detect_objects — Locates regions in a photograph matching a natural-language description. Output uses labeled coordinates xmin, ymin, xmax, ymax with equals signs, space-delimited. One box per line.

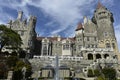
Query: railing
xmin=33 ymin=55 xmax=83 ymax=61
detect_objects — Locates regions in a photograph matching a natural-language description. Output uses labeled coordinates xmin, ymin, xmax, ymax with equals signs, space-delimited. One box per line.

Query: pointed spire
xmin=97 ymin=0 xmax=104 ymax=9
xmin=75 ymin=22 xmax=84 ymax=31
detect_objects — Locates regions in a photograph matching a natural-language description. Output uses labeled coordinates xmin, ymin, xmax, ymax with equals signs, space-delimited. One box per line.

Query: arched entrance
xmin=96 ymin=54 xmax=101 ymax=59
xmin=104 ymin=54 xmax=109 ymax=59
xmin=88 ymin=53 xmax=93 ymax=60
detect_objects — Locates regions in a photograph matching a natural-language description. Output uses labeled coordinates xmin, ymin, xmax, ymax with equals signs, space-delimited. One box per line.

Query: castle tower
xmin=92 ymin=2 xmax=119 ymax=55
xmin=26 ymin=16 xmax=37 ymax=53
xmin=17 ymin=11 xmax=23 ymax=20
xmin=75 ymin=23 xmax=84 ymax=55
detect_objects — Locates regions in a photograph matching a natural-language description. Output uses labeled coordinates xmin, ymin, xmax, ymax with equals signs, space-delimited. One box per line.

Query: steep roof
xmin=97 ymin=1 xmax=104 ymax=9
xmin=75 ymin=23 xmax=84 ymax=31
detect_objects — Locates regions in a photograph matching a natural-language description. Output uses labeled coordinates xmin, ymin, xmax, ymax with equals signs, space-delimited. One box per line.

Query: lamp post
xmin=55 ymin=55 xmax=59 ymax=80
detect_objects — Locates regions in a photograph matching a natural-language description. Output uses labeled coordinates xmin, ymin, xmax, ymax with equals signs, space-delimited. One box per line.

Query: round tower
xmin=92 ymin=2 xmax=119 ymax=54
xmin=92 ymin=2 xmax=115 ymax=40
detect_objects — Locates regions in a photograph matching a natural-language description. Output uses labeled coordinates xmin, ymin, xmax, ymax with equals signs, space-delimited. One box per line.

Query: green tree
xmin=13 ymin=60 xmax=32 ymax=80
xmin=6 ymin=56 xmax=18 ymax=69
xmin=0 ymin=62 xmax=8 ymax=79
xmin=94 ymin=69 xmax=101 ymax=77
xmin=0 ymin=25 xmax=22 ymax=53
xmin=102 ymin=68 xmax=116 ymax=80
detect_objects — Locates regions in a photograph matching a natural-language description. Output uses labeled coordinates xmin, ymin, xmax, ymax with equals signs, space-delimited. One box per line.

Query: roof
xmin=97 ymin=1 xmax=104 ymax=9
xmin=75 ymin=23 xmax=84 ymax=31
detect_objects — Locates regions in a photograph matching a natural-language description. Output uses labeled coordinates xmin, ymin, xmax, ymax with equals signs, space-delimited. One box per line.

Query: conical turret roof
xmin=97 ymin=1 xmax=104 ymax=9
xmin=75 ymin=23 xmax=84 ymax=31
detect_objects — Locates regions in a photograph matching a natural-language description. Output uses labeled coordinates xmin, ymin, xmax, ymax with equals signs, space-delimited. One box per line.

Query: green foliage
xmin=0 ymin=24 xmax=22 ymax=52
xmin=6 ymin=56 xmax=18 ymax=69
xmin=13 ymin=60 xmax=32 ymax=80
xmin=87 ymin=69 xmax=95 ymax=77
xmin=94 ymin=69 xmax=101 ymax=77
xmin=0 ymin=62 xmax=8 ymax=79
xmin=96 ymin=76 xmax=106 ymax=80
xmin=102 ymin=67 xmax=116 ymax=80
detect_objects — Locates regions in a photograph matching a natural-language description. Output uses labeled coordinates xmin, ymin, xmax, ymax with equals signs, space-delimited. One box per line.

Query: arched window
xmin=88 ymin=53 xmax=93 ymax=60
xmin=104 ymin=54 xmax=109 ymax=59
xmin=112 ymin=43 xmax=115 ymax=49
xmin=96 ymin=54 xmax=101 ymax=59
xmin=43 ymin=46 xmax=47 ymax=55
xmin=106 ymin=43 xmax=110 ymax=48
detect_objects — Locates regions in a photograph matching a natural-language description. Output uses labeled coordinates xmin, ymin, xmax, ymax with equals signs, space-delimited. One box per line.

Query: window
xmin=21 ymin=31 xmax=24 ymax=36
xmin=87 ymin=37 xmax=89 ymax=41
xmin=95 ymin=45 xmax=97 ymax=48
xmin=112 ymin=43 xmax=115 ymax=49
xmin=106 ymin=43 xmax=110 ymax=48
xmin=92 ymin=45 xmax=94 ymax=48
xmin=28 ymin=40 xmax=32 ymax=46
xmin=94 ymin=37 xmax=97 ymax=41
xmin=63 ymin=44 xmax=70 ymax=50
xmin=66 ymin=45 xmax=69 ymax=50
xmin=87 ymin=45 xmax=90 ymax=48
xmin=78 ymin=45 xmax=82 ymax=50
xmin=43 ymin=46 xmax=47 ymax=55
xmin=63 ymin=45 xmax=66 ymax=50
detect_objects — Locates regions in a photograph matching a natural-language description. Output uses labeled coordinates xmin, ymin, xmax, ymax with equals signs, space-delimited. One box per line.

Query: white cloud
xmin=27 ymin=0 xmax=115 ymax=35
xmin=0 ymin=0 xmax=115 ymax=32
xmin=0 ymin=0 xmax=119 ymax=50
xmin=0 ymin=10 xmax=15 ymax=24
xmin=34 ymin=0 xmax=95 ymax=34
xmin=115 ymin=24 xmax=120 ymax=51
xmin=0 ymin=0 xmax=30 ymax=23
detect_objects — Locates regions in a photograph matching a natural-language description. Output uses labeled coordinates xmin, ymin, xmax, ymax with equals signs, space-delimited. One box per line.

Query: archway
xmin=88 ymin=53 xmax=93 ymax=60
xmin=96 ymin=54 xmax=101 ymax=59
xmin=104 ymin=54 xmax=109 ymax=59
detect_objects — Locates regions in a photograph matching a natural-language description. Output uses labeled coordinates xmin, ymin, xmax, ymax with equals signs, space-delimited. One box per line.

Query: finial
xmin=97 ymin=0 xmax=103 ymax=9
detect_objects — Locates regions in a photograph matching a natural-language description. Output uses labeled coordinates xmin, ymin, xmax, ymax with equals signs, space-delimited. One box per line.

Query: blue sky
xmin=0 ymin=0 xmax=120 ymax=50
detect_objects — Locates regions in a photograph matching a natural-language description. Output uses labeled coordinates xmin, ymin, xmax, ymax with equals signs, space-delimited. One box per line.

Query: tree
xmin=0 ymin=62 xmax=8 ymax=79
xmin=0 ymin=25 xmax=22 ymax=53
xmin=6 ymin=56 xmax=18 ymax=69
xmin=102 ymin=67 xmax=116 ymax=80
xmin=94 ymin=69 xmax=101 ymax=77
xmin=13 ymin=60 xmax=32 ymax=80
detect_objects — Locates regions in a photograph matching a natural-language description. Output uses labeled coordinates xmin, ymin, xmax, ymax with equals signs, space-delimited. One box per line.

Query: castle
xmin=3 ymin=2 xmax=120 ymax=80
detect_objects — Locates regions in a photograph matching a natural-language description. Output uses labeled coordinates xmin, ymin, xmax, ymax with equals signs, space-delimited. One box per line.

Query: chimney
xmin=17 ymin=11 xmax=23 ymax=20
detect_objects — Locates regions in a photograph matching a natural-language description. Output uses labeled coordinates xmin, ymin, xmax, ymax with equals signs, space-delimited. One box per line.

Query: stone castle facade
xmin=2 ymin=11 xmax=37 ymax=53
xmin=4 ymin=2 xmax=120 ymax=80
xmin=34 ymin=2 xmax=119 ymax=59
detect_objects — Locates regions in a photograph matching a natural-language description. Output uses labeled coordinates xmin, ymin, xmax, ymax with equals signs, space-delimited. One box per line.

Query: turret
xmin=17 ymin=11 xmax=23 ymax=20
xmin=92 ymin=1 xmax=119 ymax=54
xmin=75 ymin=23 xmax=84 ymax=35
xmin=75 ymin=23 xmax=85 ymax=54
xmin=29 ymin=16 xmax=37 ymax=28
xmin=92 ymin=1 xmax=115 ymax=40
